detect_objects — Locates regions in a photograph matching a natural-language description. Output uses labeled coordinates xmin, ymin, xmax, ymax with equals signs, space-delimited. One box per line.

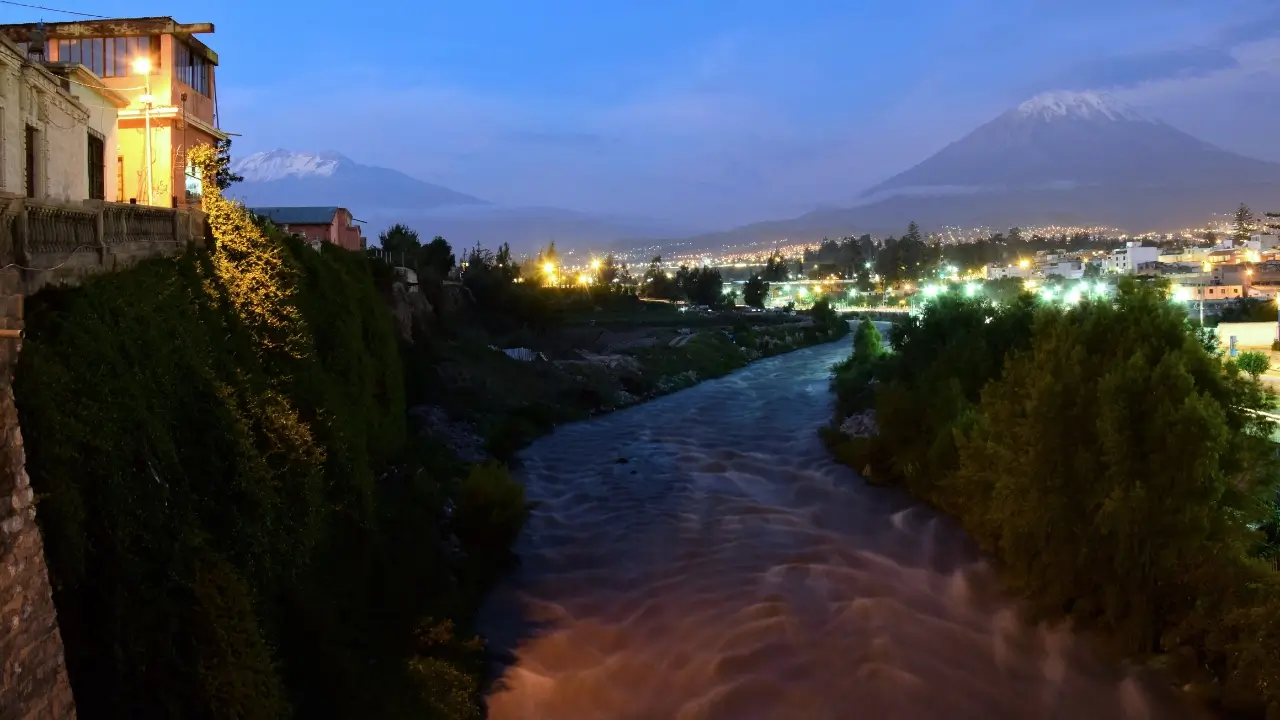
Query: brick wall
xmin=0 ymin=267 xmax=75 ymax=720
xmin=0 ymin=199 xmax=208 ymax=719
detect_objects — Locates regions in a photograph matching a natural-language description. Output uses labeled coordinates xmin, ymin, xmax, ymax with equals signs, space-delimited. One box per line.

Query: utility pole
xmin=134 ymin=57 xmax=154 ymax=206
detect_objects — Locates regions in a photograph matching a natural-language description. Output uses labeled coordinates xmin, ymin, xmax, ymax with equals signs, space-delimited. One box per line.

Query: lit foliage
xmin=828 ymin=280 xmax=1280 ymax=714
xmin=11 ymin=146 xmax=519 ymax=719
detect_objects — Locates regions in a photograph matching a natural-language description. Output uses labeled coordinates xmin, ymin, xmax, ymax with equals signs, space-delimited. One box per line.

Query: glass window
xmin=184 ymin=162 xmax=203 ymax=205
xmin=90 ymin=38 xmax=104 ymax=75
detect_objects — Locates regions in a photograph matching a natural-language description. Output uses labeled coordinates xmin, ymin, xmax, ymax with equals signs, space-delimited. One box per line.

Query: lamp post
xmin=133 ymin=57 xmax=153 ymax=206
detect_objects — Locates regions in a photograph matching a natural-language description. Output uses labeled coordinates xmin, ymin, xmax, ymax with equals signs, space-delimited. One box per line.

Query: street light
xmin=133 ymin=57 xmax=153 ymax=206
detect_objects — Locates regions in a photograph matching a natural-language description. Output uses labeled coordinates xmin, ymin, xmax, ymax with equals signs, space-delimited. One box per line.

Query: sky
xmin=6 ymin=0 xmax=1279 ymax=231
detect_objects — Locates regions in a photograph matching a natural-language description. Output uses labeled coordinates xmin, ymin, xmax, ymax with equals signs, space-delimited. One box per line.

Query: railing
xmin=25 ymin=203 xmax=96 ymax=255
xmin=0 ymin=195 xmax=206 ymax=270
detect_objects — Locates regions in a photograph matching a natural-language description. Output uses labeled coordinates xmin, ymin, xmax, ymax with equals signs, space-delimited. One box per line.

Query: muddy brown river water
xmin=478 ymin=339 xmax=1209 ymax=720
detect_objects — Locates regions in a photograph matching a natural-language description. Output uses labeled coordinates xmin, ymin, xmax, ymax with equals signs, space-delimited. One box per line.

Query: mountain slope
xmin=229 ymin=150 xmax=693 ymax=254
xmin=863 ymin=91 xmax=1280 ymax=200
xmin=662 ymin=91 xmax=1280 ymax=248
xmin=229 ymin=150 xmax=488 ymax=210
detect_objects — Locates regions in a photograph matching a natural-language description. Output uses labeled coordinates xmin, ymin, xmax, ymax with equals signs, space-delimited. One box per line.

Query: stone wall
xmin=0 ymin=267 xmax=74 ymax=720
xmin=0 ymin=200 xmax=206 ymax=719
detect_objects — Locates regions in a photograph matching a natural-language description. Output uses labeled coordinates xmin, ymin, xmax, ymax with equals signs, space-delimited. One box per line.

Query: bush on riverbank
xmin=827 ymin=280 xmax=1280 ymax=715
xmin=14 ymin=148 xmax=520 ymax=719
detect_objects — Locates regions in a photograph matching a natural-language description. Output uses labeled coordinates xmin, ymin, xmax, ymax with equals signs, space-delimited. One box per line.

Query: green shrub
xmin=1237 ymin=350 xmax=1271 ymax=379
xmin=451 ymin=462 xmax=530 ymax=557
xmin=852 ymin=317 xmax=884 ymax=363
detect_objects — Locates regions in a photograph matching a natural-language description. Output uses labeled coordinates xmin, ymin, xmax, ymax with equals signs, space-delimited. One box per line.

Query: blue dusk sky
xmin=6 ymin=0 xmax=1279 ymax=229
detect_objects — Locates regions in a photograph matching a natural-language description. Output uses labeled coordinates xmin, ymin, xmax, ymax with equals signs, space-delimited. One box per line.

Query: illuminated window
xmin=55 ymin=36 xmax=158 ymax=78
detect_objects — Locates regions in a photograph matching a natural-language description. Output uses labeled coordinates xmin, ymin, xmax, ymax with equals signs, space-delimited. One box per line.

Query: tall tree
xmin=422 ymin=235 xmax=455 ymax=276
xmin=1233 ymin=203 xmax=1257 ymax=244
xmin=1008 ymin=226 xmax=1024 ymax=244
xmin=642 ymin=256 xmax=680 ymax=300
xmin=905 ymin=221 xmax=923 ymax=244
xmin=762 ymin=252 xmax=789 ymax=282
xmin=598 ymin=254 xmax=629 ymax=286
xmin=378 ymin=224 xmax=421 ymax=265
xmin=213 ymin=138 xmax=244 ymax=191
xmin=743 ymin=275 xmax=769 ymax=309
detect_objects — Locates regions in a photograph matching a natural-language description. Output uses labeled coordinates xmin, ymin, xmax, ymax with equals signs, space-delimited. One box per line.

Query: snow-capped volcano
xmin=1014 ymin=90 xmax=1149 ymax=123
xmin=227 ymin=149 xmax=488 ymax=211
xmin=861 ymin=88 xmax=1280 ymax=199
xmin=232 ymin=150 xmax=347 ymax=182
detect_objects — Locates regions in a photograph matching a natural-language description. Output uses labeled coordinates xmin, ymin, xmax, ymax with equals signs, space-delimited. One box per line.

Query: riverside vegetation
xmin=825 ymin=281 xmax=1280 ymax=716
xmin=12 ymin=146 xmax=848 ymax=719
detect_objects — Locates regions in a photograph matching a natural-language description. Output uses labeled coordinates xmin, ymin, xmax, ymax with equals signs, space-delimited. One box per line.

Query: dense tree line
xmin=828 ymin=281 xmax=1280 ymax=715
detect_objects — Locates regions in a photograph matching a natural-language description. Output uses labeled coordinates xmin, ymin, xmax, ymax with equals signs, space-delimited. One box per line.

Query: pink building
xmin=251 ymin=206 xmax=366 ymax=251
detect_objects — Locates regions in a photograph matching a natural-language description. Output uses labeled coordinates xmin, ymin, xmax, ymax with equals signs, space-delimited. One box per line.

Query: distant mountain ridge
xmin=229 ymin=150 xmax=693 ymax=254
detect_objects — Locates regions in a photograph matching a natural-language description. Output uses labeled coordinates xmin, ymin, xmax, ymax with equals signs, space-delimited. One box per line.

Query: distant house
xmin=250 ymin=206 xmax=365 ymax=251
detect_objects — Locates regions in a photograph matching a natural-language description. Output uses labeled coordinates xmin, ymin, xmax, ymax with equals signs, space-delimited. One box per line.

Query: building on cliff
xmin=0 ymin=16 xmax=226 ymax=210
xmin=250 ymin=206 xmax=368 ymax=251
xmin=0 ymin=34 xmax=129 ymax=203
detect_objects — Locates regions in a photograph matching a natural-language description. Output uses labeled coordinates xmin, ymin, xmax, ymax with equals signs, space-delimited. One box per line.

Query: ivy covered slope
xmin=14 ymin=147 xmax=522 ymax=719
xmin=826 ymin=283 xmax=1280 ymax=716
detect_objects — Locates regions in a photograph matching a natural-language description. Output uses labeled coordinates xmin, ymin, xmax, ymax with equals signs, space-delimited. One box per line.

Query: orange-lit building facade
xmin=0 ymin=17 xmax=225 ymax=209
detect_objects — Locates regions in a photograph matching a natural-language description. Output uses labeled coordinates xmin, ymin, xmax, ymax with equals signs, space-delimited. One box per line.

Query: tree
xmin=213 ymin=138 xmax=244 ymax=191
xmin=852 ymin=317 xmax=885 ymax=362
xmin=743 ymin=275 xmax=769 ymax=309
xmin=809 ymin=297 xmax=839 ymax=331
xmin=641 ymin=256 xmax=680 ymax=300
xmin=905 ymin=221 xmax=923 ymax=244
xmin=598 ymin=254 xmax=625 ymax=286
xmin=379 ymin=224 xmax=421 ymax=265
xmin=676 ymin=265 xmax=724 ymax=306
xmin=1008 ymin=226 xmax=1024 ymax=244
xmin=422 ymin=236 xmax=455 ymax=276
xmin=1234 ymin=203 xmax=1257 ymax=245
xmin=762 ymin=252 xmax=789 ymax=282
xmin=1237 ymin=351 xmax=1271 ymax=380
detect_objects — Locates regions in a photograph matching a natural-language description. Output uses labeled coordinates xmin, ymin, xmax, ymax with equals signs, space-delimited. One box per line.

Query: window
xmin=184 ymin=161 xmax=203 ymax=205
xmin=87 ymin=131 xmax=105 ymax=200
xmin=175 ymin=40 xmax=210 ymax=96
xmin=56 ymin=36 xmax=158 ymax=78
xmin=25 ymin=125 xmax=40 ymax=198
xmin=116 ymin=155 xmax=124 ymax=202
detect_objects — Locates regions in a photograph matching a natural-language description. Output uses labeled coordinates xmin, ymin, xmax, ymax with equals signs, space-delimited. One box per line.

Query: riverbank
xmin=409 ymin=302 xmax=850 ymax=465
xmin=11 ymin=150 xmax=850 ymax=719
xmin=824 ymin=289 xmax=1280 ymax=717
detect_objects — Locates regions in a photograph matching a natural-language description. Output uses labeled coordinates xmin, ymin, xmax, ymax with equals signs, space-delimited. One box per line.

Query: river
xmin=477 ymin=339 xmax=1208 ymax=720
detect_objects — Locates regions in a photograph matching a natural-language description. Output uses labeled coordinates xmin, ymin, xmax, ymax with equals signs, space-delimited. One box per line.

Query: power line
xmin=0 ymin=0 xmax=108 ymax=18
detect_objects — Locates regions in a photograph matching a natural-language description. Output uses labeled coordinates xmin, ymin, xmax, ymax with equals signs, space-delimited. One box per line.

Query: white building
xmin=1042 ymin=259 xmax=1085 ymax=280
xmin=1246 ymin=234 xmax=1279 ymax=252
xmin=0 ymin=35 xmax=125 ymax=202
xmin=984 ymin=263 xmax=1030 ymax=280
xmin=1107 ymin=242 xmax=1160 ymax=274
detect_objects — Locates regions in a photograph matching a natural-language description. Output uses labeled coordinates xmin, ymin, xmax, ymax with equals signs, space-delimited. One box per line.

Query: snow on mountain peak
xmin=231 ymin=149 xmax=353 ymax=182
xmin=1015 ymin=91 xmax=1148 ymax=123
